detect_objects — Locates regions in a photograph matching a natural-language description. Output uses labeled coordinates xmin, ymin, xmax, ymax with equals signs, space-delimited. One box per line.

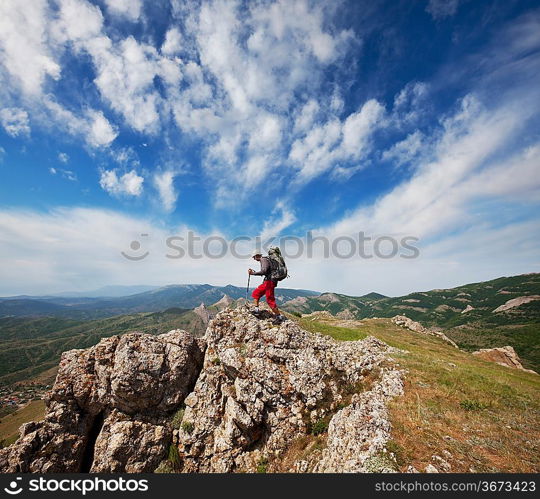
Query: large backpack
xmin=268 ymin=247 xmax=288 ymax=282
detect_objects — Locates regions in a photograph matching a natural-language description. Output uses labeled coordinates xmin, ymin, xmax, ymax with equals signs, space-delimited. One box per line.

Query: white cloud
xmin=99 ymin=169 xmax=144 ymax=196
xmin=260 ymin=201 xmax=296 ymax=240
xmin=289 ymin=99 xmax=385 ymax=183
xmin=161 ymin=27 xmax=183 ymax=55
xmin=53 ymin=0 xmax=104 ymax=43
xmin=88 ymin=110 xmax=118 ymax=147
xmin=0 ymin=107 xmax=30 ymax=137
xmin=382 ymin=130 xmax=425 ymax=167
xmin=58 ymin=152 xmax=69 ymax=163
xmin=103 ymin=0 xmax=142 ymax=22
xmin=328 ymin=93 xmax=536 ymax=242
xmin=49 ymin=166 xmax=77 ymax=181
xmin=0 ymin=206 xmax=538 ymax=297
xmin=426 ymin=0 xmax=460 ymax=20
xmin=167 ymin=0 xmax=356 ymax=200
xmin=153 ymin=171 xmax=178 ymax=212
xmin=0 ymin=0 xmax=60 ymax=95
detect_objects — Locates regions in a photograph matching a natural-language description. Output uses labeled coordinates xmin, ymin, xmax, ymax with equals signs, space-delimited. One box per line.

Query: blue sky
xmin=0 ymin=0 xmax=539 ymax=296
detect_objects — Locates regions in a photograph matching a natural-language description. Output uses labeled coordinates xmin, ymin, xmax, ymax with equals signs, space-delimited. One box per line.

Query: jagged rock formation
xmin=175 ymin=307 xmax=404 ymax=472
xmin=391 ymin=315 xmax=459 ymax=349
xmin=0 ymin=331 xmax=204 ymax=472
xmin=1 ymin=307 xmax=404 ymax=473
xmin=213 ymin=294 xmax=234 ymax=310
xmin=492 ymin=296 xmax=540 ymax=313
xmin=194 ymin=302 xmax=211 ymax=325
xmin=472 ymin=346 xmax=538 ymax=374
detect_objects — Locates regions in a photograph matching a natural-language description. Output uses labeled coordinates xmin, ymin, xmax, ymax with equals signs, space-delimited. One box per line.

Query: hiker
xmin=248 ymin=251 xmax=286 ymax=324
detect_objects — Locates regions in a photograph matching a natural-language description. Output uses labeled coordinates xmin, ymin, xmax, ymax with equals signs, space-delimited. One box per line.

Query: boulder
xmin=0 ymin=330 xmax=204 ymax=473
xmin=472 ymin=346 xmax=537 ymax=374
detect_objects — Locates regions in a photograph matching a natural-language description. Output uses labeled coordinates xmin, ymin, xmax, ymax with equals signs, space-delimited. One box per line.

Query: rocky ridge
xmin=391 ymin=315 xmax=459 ymax=349
xmin=0 ymin=307 xmax=404 ymax=473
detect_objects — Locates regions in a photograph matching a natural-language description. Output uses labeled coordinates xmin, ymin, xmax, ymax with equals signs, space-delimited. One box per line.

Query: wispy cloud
xmin=0 ymin=107 xmax=30 ymax=137
xmin=153 ymin=170 xmax=178 ymax=212
xmin=426 ymin=0 xmax=461 ymax=21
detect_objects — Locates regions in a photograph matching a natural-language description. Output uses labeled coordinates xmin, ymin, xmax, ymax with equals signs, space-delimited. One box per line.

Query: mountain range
xmin=0 ymin=284 xmax=319 ymax=319
xmin=283 ymin=273 xmax=540 ymax=371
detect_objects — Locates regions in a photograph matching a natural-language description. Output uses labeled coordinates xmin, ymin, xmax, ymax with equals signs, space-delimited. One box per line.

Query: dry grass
xmin=0 ymin=400 xmax=46 ymax=446
xmin=297 ymin=316 xmax=540 ymax=473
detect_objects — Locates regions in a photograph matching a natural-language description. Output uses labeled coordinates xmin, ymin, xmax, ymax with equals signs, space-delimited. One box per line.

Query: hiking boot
xmin=272 ymin=315 xmax=286 ymax=325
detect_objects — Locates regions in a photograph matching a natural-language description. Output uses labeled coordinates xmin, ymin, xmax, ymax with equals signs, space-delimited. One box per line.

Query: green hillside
xmin=0 ymin=308 xmax=206 ymax=385
xmin=284 ymin=274 xmax=540 ymax=371
xmin=297 ymin=315 xmax=540 ymax=472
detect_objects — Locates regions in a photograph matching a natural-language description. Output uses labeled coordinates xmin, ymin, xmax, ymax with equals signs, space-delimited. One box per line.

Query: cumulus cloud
xmin=88 ymin=110 xmax=118 ymax=147
xmin=0 ymin=0 xmax=60 ymax=95
xmin=103 ymin=0 xmax=143 ymax=22
xmin=58 ymin=152 xmax=69 ymax=163
xmin=99 ymin=169 xmax=144 ymax=196
xmin=43 ymin=99 xmax=117 ymax=148
xmin=289 ymin=99 xmax=386 ymax=183
xmin=382 ymin=130 xmax=426 ymax=167
xmin=153 ymin=171 xmax=178 ymax=212
xmin=0 ymin=107 xmax=30 ymax=137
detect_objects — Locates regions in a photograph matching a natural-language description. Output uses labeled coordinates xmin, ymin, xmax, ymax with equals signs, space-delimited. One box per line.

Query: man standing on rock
xmin=249 ymin=252 xmax=286 ymax=325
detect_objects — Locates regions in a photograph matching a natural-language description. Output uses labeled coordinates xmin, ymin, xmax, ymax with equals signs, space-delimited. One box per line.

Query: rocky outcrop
xmin=0 ymin=331 xmax=205 ymax=472
xmin=174 ymin=307 xmax=404 ymax=472
xmin=461 ymin=305 xmax=474 ymax=314
xmin=194 ymin=303 xmax=211 ymax=325
xmin=472 ymin=346 xmax=537 ymax=375
xmin=1 ymin=307 xmax=405 ymax=474
xmin=213 ymin=294 xmax=234 ymax=310
xmin=392 ymin=315 xmax=459 ymax=349
xmin=493 ymin=296 xmax=540 ymax=313
xmin=301 ymin=310 xmax=335 ymax=321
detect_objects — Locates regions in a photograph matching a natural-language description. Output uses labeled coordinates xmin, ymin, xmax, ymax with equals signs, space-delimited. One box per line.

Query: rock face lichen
xmin=0 ymin=306 xmax=404 ymax=473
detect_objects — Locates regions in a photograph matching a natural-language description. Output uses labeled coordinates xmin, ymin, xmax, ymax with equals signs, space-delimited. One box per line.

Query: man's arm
xmin=251 ymin=257 xmax=270 ymax=276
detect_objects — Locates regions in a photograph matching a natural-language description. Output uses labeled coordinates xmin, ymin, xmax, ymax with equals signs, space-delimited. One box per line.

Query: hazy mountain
xmin=0 ymin=284 xmax=319 ymax=320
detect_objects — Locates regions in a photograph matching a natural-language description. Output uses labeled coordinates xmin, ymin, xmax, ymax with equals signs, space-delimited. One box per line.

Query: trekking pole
xmin=246 ymin=273 xmax=251 ymax=302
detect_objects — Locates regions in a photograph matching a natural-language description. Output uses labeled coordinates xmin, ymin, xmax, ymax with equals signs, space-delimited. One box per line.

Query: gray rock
xmin=0 ymin=330 xmax=204 ymax=473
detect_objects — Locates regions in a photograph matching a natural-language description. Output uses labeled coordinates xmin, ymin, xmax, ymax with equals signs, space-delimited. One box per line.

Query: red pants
xmin=252 ymin=280 xmax=277 ymax=309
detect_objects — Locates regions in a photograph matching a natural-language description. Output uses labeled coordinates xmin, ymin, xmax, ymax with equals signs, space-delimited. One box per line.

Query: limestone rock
xmin=213 ymin=294 xmax=234 ymax=310
xmin=472 ymin=346 xmax=537 ymax=374
xmin=461 ymin=305 xmax=474 ymax=314
xmin=0 ymin=330 xmax=204 ymax=473
xmin=493 ymin=295 xmax=540 ymax=313
xmin=194 ymin=303 xmax=211 ymax=324
xmin=176 ymin=306 xmax=404 ymax=473
xmin=392 ymin=315 xmax=459 ymax=349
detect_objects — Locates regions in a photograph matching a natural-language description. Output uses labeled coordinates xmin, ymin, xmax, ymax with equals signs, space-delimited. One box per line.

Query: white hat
xmin=252 ymin=251 xmax=263 ymax=257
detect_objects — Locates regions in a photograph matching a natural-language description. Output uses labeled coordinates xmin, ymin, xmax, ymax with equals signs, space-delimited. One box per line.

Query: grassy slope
xmin=0 ymin=400 xmax=46 ymax=447
xmin=286 ymin=274 xmax=540 ymax=372
xmin=297 ymin=316 xmax=540 ymax=472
